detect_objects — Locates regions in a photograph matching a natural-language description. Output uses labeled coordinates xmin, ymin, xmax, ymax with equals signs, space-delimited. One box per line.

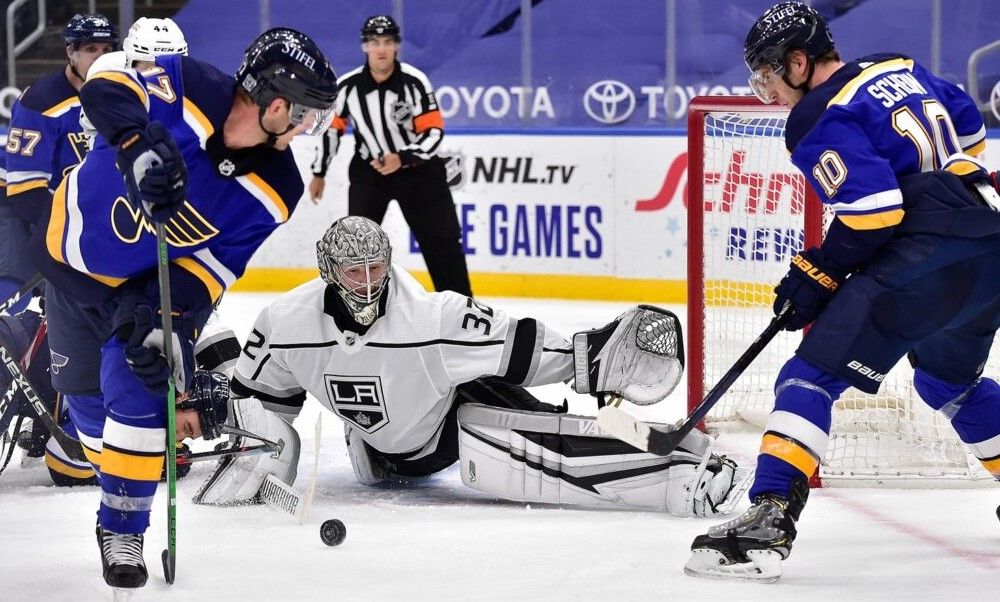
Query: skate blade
xmin=683 ymin=549 xmax=782 ymax=583
xmin=112 ymin=587 xmax=137 ymax=602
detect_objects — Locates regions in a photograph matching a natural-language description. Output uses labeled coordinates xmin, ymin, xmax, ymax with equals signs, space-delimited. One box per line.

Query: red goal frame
xmin=686 ymin=96 xmax=824 ymax=417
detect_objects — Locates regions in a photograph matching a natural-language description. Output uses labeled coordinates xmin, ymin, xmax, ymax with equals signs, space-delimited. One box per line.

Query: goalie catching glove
xmin=573 ymin=305 xmax=683 ymax=405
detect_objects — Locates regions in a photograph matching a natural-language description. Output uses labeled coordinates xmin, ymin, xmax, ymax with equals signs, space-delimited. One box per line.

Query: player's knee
xmin=773 ymin=357 xmax=850 ymax=413
xmin=913 ymin=368 xmax=978 ymax=412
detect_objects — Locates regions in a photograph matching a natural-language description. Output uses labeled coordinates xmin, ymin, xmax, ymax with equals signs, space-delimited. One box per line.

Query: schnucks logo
xmin=583 ymin=79 xmax=635 ymax=124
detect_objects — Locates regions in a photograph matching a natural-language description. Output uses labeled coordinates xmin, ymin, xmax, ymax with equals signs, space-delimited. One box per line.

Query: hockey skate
xmin=684 ymin=479 xmax=808 ymax=583
xmin=96 ymin=524 xmax=148 ymax=589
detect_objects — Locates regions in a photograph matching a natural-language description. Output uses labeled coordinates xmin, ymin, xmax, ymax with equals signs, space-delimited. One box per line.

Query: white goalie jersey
xmin=231 ymin=266 xmax=574 ymax=454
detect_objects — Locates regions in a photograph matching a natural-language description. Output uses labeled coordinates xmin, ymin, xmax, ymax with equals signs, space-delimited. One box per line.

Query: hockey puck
xmin=320 ymin=519 xmax=347 ymax=546
xmin=996 ymin=504 xmax=1000 ymax=523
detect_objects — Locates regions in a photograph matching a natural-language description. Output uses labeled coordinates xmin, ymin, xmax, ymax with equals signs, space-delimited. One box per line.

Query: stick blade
xmin=596 ymin=406 xmax=651 ymax=452
xmin=161 ymin=549 xmax=175 ymax=584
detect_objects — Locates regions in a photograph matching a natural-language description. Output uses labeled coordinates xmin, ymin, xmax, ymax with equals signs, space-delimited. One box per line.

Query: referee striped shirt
xmin=312 ymin=60 xmax=445 ymax=176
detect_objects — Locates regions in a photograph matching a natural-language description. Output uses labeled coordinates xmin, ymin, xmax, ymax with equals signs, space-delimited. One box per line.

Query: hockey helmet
xmin=235 ymin=27 xmax=338 ymax=136
xmin=744 ymin=2 xmax=835 ymax=74
xmin=317 ymin=216 xmax=392 ymax=326
xmin=123 ymin=17 xmax=189 ymax=64
xmin=64 ymin=13 xmax=119 ymax=48
xmin=178 ymin=371 xmax=230 ymax=441
xmin=361 ymin=15 xmax=401 ymax=42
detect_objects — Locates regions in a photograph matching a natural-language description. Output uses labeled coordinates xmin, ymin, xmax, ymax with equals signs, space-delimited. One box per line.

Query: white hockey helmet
xmin=123 ymin=17 xmax=188 ymax=64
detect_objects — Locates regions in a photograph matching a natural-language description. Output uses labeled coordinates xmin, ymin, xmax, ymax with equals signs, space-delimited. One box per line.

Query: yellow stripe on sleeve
xmin=836 ymin=209 xmax=904 ymax=231
xmin=99 ymin=447 xmax=164 ymax=481
xmin=41 ymin=96 xmax=80 ymax=117
xmin=965 ymin=140 xmax=986 ymax=158
xmin=90 ymin=71 xmax=149 ymax=105
xmin=245 ymin=172 xmax=289 ymax=222
xmin=7 ymin=179 xmax=48 ymax=195
xmin=46 ymin=181 xmax=69 ymax=263
xmin=182 ymin=97 xmax=215 ymax=138
xmin=174 ymin=256 xmax=224 ymax=302
xmin=760 ymin=433 xmax=819 ymax=477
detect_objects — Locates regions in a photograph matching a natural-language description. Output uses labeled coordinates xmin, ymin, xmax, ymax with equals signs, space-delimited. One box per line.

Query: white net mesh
xmin=690 ymin=100 xmax=994 ymax=486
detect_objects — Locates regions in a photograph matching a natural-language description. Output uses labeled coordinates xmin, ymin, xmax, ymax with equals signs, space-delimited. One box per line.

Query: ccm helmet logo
xmin=583 ymin=79 xmax=635 ymax=125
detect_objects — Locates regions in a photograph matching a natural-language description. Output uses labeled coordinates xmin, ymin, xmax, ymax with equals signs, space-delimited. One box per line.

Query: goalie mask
xmin=317 ymin=216 xmax=392 ymax=326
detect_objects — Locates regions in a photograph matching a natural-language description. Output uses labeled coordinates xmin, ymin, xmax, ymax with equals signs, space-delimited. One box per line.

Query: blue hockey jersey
xmin=786 ymin=53 xmax=986 ymax=232
xmin=4 ymin=71 xmax=92 ymax=217
xmin=40 ymin=54 xmax=304 ymax=311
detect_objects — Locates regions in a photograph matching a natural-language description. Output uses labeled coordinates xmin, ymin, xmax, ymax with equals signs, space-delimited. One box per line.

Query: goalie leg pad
xmin=344 ymin=423 xmax=389 ymax=485
xmin=457 ymin=404 xmax=745 ymax=516
xmin=193 ymin=398 xmax=300 ymax=506
xmin=572 ymin=305 xmax=684 ymax=405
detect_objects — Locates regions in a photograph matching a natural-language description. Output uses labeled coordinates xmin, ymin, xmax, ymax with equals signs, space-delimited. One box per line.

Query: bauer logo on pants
xmin=324 ymin=375 xmax=389 ymax=433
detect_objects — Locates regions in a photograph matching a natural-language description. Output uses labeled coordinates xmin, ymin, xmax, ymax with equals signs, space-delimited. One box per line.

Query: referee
xmin=310 ymin=14 xmax=472 ymax=297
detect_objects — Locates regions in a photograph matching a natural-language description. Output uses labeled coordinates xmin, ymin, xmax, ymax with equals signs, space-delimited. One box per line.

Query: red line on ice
xmin=823 ymin=490 xmax=1000 ymax=572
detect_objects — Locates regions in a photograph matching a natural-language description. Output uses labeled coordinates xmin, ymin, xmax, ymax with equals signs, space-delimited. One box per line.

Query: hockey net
xmin=687 ymin=96 xmax=994 ymax=486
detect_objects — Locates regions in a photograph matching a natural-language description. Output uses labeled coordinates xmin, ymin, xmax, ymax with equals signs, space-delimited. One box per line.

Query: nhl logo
xmin=439 ymin=152 xmax=465 ymax=190
xmin=390 ymin=101 xmax=413 ymax=123
xmin=217 ymin=159 xmax=236 ymax=177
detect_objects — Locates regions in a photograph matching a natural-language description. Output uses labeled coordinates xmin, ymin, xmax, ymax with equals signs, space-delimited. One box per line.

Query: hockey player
xmin=194 ymin=216 xmax=748 ymax=518
xmin=3 ymin=15 xmax=198 ymax=485
xmin=35 ymin=28 xmax=337 ymax=589
xmin=2 ymin=13 xmax=118 ymax=469
xmin=685 ymin=2 xmax=1000 ymax=582
xmin=4 ymin=14 xmax=117 ymax=296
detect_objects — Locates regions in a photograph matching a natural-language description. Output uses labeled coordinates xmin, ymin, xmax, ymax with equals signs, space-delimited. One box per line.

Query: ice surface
xmin=1 ymin=294 xmax=998 ymax=601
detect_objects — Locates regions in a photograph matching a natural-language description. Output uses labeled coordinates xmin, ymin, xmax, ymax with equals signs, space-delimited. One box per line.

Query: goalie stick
xmin=598 ymin=305 xmax=791 ymax=455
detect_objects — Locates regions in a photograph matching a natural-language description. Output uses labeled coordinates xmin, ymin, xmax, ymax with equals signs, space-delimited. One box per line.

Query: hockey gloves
xmin=116 ymin=122 xmax=188 ymax=223
xmin=119 ymin=305 xmax=195 ymax=395
xmin=773 ymin=247 xmax=846 ymax=331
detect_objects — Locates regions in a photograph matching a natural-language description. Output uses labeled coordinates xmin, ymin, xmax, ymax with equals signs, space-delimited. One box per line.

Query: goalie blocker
xmin=458 ymin=404 xmax=749 ymax=516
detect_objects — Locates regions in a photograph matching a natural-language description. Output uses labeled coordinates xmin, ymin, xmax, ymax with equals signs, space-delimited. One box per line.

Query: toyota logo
xmin=583 ymin=79 xmax=636 ymax=124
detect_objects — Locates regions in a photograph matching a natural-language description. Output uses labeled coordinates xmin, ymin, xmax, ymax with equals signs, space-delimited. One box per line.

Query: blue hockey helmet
xmin=178 ymin=371 xmax=230 ymax=440
xmin=235 ymin=28 xmax=338 ymax=136
xmin=64 ymin=13 xmax=119 ymax=48
xmin=744 ymin=2 xmax=835 ymax=75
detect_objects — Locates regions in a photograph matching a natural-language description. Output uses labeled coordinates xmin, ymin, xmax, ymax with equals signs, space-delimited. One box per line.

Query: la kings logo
xmin=324 ymin=374 xmax=389 ymax=433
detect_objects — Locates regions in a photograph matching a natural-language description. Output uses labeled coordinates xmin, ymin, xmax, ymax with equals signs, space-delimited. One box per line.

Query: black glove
xmin=773 ymin=247 xmax=846 ymax=331
xmin=161 ymin=442 xmax=193 ymax=481
xmin=116 ymin=122 xmax=188 ymax=223
xmin=118 ymin=305 xmax=195 ymax=395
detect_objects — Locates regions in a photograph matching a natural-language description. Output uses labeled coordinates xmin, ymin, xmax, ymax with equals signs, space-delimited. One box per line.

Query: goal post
xmin=685 ymin=95 xmax=993 ymax=487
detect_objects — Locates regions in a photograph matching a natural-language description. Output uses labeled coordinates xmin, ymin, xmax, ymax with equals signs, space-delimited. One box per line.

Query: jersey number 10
xmin=812 ymin=99 xmax=962 ymax=197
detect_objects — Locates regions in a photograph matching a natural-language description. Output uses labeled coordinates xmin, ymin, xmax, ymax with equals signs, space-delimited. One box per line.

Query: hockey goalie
xmin=195 ymin=216 xmax=750 ymax=517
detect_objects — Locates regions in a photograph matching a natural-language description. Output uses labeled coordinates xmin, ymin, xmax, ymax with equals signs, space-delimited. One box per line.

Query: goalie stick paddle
xmin=598 ymin=305 xmax=791 ymax=456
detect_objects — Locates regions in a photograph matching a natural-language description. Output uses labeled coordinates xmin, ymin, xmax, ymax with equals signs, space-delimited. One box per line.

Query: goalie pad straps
xmin=457 ymin=403 xmax=742 ymax=516
xmin=193 ymin=397 xmax=300 ymax=506
xmin=572 ymin=305 xmax=684 ymax=405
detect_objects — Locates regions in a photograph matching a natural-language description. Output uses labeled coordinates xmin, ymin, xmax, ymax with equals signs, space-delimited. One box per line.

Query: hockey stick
xmin=0 ymin=340 xmax=87 ymax=462
xmin=598 ymin=305 xmax=791 ymax=456
xmin=152 ymin=220 xmax=178 ymax=585
xmin=0 ymin=273 xmax=44 ymax=316
xmin=122 ymin=162 xmax=180 ymax=583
